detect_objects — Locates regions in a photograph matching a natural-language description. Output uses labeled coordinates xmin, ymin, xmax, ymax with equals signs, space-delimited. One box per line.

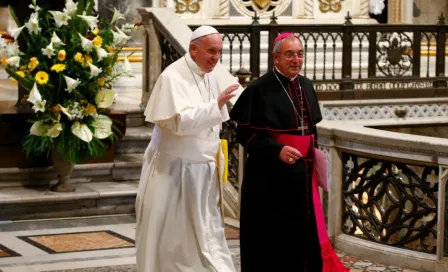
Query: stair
xmin=0 ymin=181 xmax=138 ymax=221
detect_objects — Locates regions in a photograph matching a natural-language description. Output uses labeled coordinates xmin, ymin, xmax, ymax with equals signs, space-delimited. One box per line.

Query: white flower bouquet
xmin=1 ymin=0 xmax=141 ymax=163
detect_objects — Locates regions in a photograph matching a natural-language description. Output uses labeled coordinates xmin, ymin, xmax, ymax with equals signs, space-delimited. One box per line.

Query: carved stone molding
xmin=229 ymin=0 xmax=291 ymax=18
xmin=319 ymin=0 xmax=343 ymax=13
xmin=360 ymin=0 xmax=369 ymax=17
xmin=323 ymin=103 xmax=448 ymax=121
xmin=304 ymin=0 xmax=313 ymax=16
xmin=175 ymin=0 xmax=202 ymax=14
xmin=219 ymin=0 xmax=229 ymax=17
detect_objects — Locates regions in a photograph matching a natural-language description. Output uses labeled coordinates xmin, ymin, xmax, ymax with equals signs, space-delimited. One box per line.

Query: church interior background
xmin=1 ymin=0 xmax=448 ymax=271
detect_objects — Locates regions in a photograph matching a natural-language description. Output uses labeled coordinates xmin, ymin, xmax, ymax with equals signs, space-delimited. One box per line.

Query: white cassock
xmin=135 ymin=52 xmax=236 ymax=272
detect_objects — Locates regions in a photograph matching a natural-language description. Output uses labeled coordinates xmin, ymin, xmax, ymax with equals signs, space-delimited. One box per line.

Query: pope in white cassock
xmin=135 ymin=25 xmax=240 ymax=272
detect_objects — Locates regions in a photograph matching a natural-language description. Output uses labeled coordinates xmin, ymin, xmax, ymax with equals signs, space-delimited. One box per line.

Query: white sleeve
xmin=157 ymin=100 xmax=228 ymax=136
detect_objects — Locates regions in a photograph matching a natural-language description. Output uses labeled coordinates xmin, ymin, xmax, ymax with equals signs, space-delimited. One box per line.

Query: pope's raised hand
xmin=218 ymin=84 xmax=239 ymax=109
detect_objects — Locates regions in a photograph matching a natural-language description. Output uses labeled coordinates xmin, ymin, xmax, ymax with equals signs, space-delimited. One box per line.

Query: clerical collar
xmin=274 ymin=66 xmax=298 ymax=82
xmin=185 ymin=53 xmax=206 ymax=77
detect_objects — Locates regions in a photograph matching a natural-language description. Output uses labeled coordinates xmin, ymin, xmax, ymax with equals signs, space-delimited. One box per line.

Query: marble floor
xmin=0 ymin=215 xmax=417 ymax=272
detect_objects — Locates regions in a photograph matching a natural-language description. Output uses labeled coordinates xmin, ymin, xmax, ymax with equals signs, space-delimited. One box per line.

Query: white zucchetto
xmin=190 ymin=25 xmax=219 ymax=41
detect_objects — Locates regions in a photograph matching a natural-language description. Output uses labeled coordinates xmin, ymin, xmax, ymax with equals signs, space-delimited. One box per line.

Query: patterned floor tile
xmin=17 ymin=230 xmax=135 ymax=254
xmin=0 ymin=244 xmax=20 ymax=258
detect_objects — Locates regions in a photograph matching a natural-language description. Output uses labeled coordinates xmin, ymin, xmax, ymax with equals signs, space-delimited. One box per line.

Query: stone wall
xmin=413 ymin=0 xmax=448 ymax=24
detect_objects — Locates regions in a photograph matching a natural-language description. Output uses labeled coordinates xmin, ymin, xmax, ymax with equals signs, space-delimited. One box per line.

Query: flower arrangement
xmin=1 ymin=0 xmax=141 ymax=163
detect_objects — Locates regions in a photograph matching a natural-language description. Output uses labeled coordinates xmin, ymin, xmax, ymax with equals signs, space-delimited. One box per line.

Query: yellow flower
xmin=51 ymin=64 xmax=66 ymax=73
xmin=82 ymin=55 xmax=93 ymax=67
xmin=1 ymin=56 xmax=9 ymax=66
xmin=98 ymin=77 xmax=105 ymax=86
xmin=35 ymin=71 xmax=49 ymax=85
xmin=93 ymin=36 xmax=102 ymax=47
xmin=92 ymin=28 xmax=99 ymax=35
xmin=108 ymin=46 xmax=114 ymax=53
xmin=51 ymin=105 xmax=61 ymax=113
xmin=58 ymin=50 xmax=66 ymax=61
xmin=11 ymin=71 xmax=25 ymax=82
xmin=28 ymin=57 xmax=39 ymax=71
xmin=74 ymin=52 xmax=84 ymax=63
xmin=84 ymin=55 xmax=93 ymax=64
xmin=84 ymin=103 xmax=97 ymax=116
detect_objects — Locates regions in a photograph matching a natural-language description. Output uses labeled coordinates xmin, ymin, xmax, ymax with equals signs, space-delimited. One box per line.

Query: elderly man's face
xmin=190 ymin=33 xmax=223 ymax=73
xmin=273 ymin=38 xmax=304 ymax=78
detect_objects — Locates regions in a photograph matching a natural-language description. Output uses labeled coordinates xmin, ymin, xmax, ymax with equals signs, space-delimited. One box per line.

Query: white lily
xmin=8 ymin=26 xmax=25 ymax=40
xmin=77 ymin=15 xmax=99 ymax=30
xmin=25 ymin=13 xmax=41 ymax=35
xmin=63 ymin=0 xmax=78 ymax=17
xmin=30 ymin=121 xmax=49 ymax=136
xmin=0 ymin=37 xmax=6 ymax=48
xmin=95 ymin=89 xmax=115 ymax=108
xmin=6 ymin=42 xmax=20 ymax=57
xmin=112 ymin=27 xmax=130 ymax=46
xmin=59 ymin=104 xmax=73 ymax=120
xmin=28 ymin=83 xmax=42 ymax=104
xmin=123 ymin=55 xmax=133 ymax=74
xmin=28 ymin=0 xmax=41 ymax=12
xmin=46 ymin=123 xmax=63 ymax=138
xmin=95 ymin=47 xmax=109 ymax=61
xmin=41 ymin=42 xmax=55 ymax=59
xmin=49 ymin=11 xmax=70 ymax=28
xmin=63 ymin=75 xmax=81 ymax=93
xmin=88 ymin=62 xmax=103 ymax=78
xmin=121 ymin=23 xmax=139 ymax=34
xmin=6 ymin=56 xmax=20 ymax=67
xmin=71 ymin=122 xmax=93 ymax=143
xmin=92 ymin=115 xmax=113 ymax=139
xmin=78 ymin=33 xmax=94 ymax=53
xmin=32 ymin=99 xmax=47 ymax=113
xmin=110 ymin=8 xmax=125 ymax=24
xmin=51 ymin=32 xmax=65 ymax=46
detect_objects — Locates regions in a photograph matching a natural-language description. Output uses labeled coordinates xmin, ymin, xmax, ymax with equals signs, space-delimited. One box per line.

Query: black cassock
xmin=230 ymin=69 xmax=323 ymax=271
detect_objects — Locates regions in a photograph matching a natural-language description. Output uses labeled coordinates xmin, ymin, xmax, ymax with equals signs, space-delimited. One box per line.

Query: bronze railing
xmin=185 ymin=13 xmax=448 ymax=100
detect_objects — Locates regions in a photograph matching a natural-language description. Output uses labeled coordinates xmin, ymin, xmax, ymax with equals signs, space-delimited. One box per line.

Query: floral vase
xmin=50 ymin=145 xmax=76 ymax=192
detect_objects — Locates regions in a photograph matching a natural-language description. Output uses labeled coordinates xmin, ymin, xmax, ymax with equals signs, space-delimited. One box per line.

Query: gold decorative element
xmin=319 ymin=0 xmax=342 ymax=13
xmin=175 ymin=0 xmax=202 ymax=14
xmin=253 ymin=0 xmax=272 ymax=9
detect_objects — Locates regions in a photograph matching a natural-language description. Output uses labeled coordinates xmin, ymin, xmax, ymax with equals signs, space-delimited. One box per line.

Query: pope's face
xmin=273 ymin=38 xmax=304 ymax=78
xmin=190 ymin=33 xmax=223 ymax=73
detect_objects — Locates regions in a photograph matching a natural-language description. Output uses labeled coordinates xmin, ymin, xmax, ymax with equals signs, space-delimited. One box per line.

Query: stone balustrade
xmin=318 ymin=98 xmax=448 ymax=271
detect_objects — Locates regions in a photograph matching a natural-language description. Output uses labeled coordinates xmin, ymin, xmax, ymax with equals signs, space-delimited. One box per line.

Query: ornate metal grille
xmin=376 ymin=32 xmax=413 ymax=77
xmin=161 ymin=38 xmax=182 ymax=71
xmin=342 ymin=153 xmax=438 ymax=254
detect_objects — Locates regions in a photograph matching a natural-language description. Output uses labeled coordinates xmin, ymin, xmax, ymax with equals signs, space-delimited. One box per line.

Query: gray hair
xmin=273 ymin=35 xmax=301 ymax=53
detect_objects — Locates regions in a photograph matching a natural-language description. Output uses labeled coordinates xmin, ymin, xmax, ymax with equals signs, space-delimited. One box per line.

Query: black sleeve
xmin=236 ymin=125 xmax=284 ymax=160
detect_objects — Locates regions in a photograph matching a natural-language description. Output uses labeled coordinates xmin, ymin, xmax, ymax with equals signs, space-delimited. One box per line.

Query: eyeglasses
xmin=278 ymin=52 xmax=304 ymax=60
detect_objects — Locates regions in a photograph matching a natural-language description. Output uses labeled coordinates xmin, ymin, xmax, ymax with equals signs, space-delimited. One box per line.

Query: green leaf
xmin=8 ymin=5 xmax=29 ymax=44
xmin=85 ymin=0 xmax=94 ymax=16
xmin=77 ymin=0 xmax=85 ymax=15
xmin=8 ymin=5 xmax=21 ymax=28
xmin=5 ymin=68 xmax=34 ymax=91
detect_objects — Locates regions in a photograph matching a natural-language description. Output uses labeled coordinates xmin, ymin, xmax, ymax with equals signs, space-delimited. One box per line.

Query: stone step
xmin=0 ymin=181 xmax=138 ymax=221
xmin=0 ymin=153 xmax=144 ymax=188
xmin=116 ymin=126 xmax=152 ymax=154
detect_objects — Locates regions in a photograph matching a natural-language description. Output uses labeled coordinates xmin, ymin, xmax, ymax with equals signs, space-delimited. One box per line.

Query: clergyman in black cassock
xmin=230 ymin=32 xmax=350 ymax=272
